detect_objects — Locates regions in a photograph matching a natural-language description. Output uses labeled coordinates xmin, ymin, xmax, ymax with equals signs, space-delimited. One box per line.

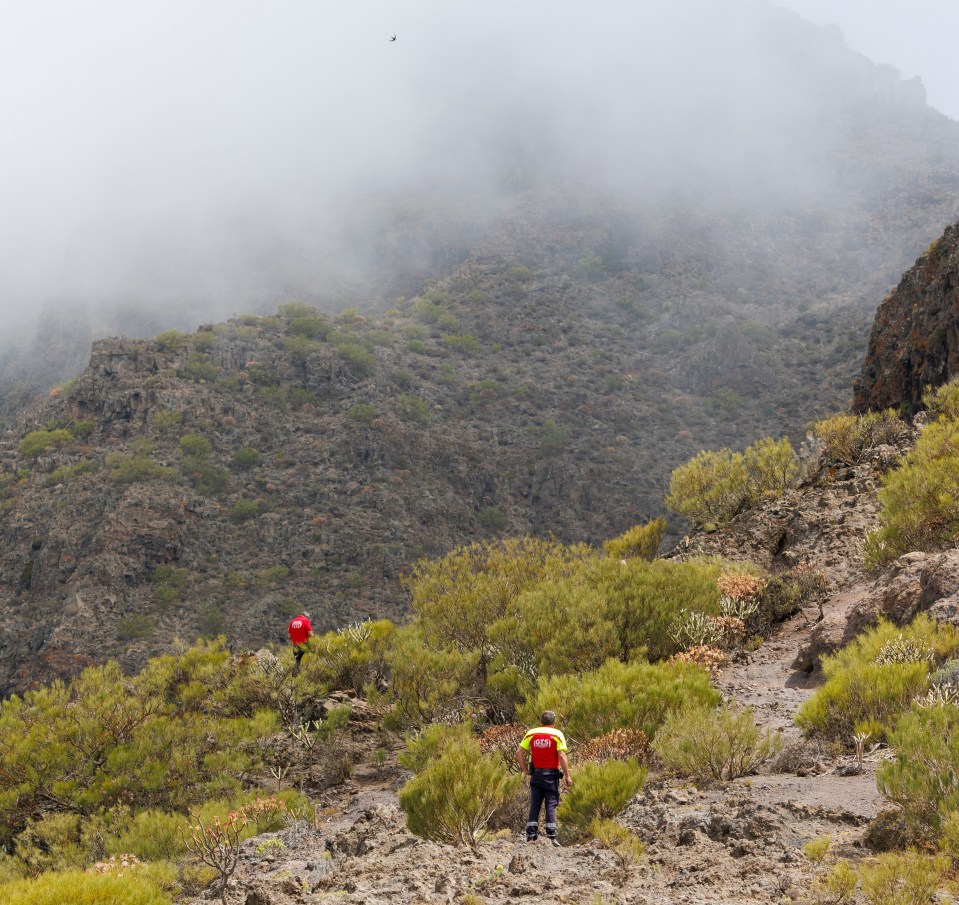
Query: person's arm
xmin=559 ymin=751 xmax=572 ymax=788
xmin=516 ymin=746 xmax=530 ymax=779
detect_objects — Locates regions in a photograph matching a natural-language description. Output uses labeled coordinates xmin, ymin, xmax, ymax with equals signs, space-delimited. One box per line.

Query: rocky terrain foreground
xmin=178 ymin=445 xmax=944 ymax=905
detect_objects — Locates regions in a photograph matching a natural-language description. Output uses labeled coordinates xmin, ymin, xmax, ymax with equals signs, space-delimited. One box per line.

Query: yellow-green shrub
xmin=398 ymin=736 xmax=521 ymax=848
xmin=865 ymin=418 xmax=959 ymax=566
xmin=858 ymin=850 xmax=949 ymax=904
xmin=0 ymin=869 xmax=173 ymax=905
xmin=556 ymin=760 xmax=646 ymax=842
xmin=653 ymin=704 xmax=783 ymax=781
xmin=665 ymin=437 xmax=798 ymax=529
xmin=519 ymin=658 xmax=719 ymax=742
xmin=305 ymin=619 xmax=395 ymax=693
xmin=924 ymin=377 xmax=959 ymax=420
xmin=814 ymin=410 xmax=906 ymax=466
xmin=604 ymin=518 xmax=666 ymax=561
xmin=877 ymin=704 xmax=959 ymax=839
xmin=795 ymin=616 xmax=959 ymax=742
xmin=384 ymin=625 xmax=479 ymax=727
xmin=0 ymin=641 xmax=278 ymax=848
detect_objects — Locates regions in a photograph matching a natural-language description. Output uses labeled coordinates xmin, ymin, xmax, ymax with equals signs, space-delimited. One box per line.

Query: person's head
xmin=540 ymin=710 xmax=556 ymax=726
xmin=302 ymin=611 xmax=311 ymax=620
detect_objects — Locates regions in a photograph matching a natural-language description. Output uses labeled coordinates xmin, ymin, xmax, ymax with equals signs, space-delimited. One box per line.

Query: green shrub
xmin=385 ymin=626 xmax=480 ymax=727
xmin=336 ymin=342 xmax=375 ymax=378
xmin=254 ymin=565 xmax=289 ymax=587
xmin=556 ymin=759 xmax=646 ymax=842
xmin=107 ymin=809 xmax=188 ymax=861
xmin=155 ymin=330 xmax=188 ymax=352
xmin=288 ymin=317 xmax=331 ymax=340
xmin=858 ymin=849 xmax=949 ymax=905
xmin=443 ymin=334 xmax=481 ymax=355
xmin=396 ymin=393 xmax=430 ymax=425
xmin=43 ymin=461 xmax=96 ymax=486
xmin=604 ymin=518 xmax=666 ymax=561
xmin=665 ymin=437 xmax=798 ymax=529
xmin=349 ymin=402 xmax=377 ymax=424
xmin=231 ymin=447 xmax=260 ymax=469
xmin=19 ymin=429 xmax=74 ymax=460
xmin=72 ymin=419 xmax=95 ymax=439
xmin=399 ymin=722 xmax=472 ymax=775
xmin=795 ymin=616 xmax=959 ymax=742
xmin=877 ymin=704 xmax=959 ymax=839
xmin=306 ymin=620 xmax=395 ymax=693
xmin=811 ymin=860 xmax=858 ymax=904
xmin=116 ymin=614 xmax=155 ymax=642
xmin=865 ymin=418 xmax=959 ymax=565
xmin=191 ymin=330 xmax=216 ymax=352
xmin=152 ymin=410 xmax=182 ymax=431
xmin=520 ymin=658 xmax=719 ymax=742
xmin=183 ymin=459 xmax=230 ymax=496
xmin=12 ymin=813 xmax=90 ymax=874
xmin=179 ymin=434 xmax=212 ymax=458
xmin=653 ymin=704 xmax=783 ymax=781
xmin=278 ymin=302 xmax=318 ymax=319
xmin=814 ymin=410 xmax=906 ymax=466
xmin=479 ymin=507 xmax=508 ymax=530
xmin=592 ymin=819 xmax=645 ymax=883
xmin=106 ymin=453 xmax=176 ymax=485
xmin=0 ymin=870 xmax=173 ymax=905
xmin=228 ymin=499 xmax=258 ymax=523
xmin=803 ymin=835 xmax=831 ymax=863
xmin=180 ymin=353 xmax=218 ymax=382
xmin=923 ymin=377 xmax=959 ymax=420
xmin=0 ymin=645 xmax=278 ymax=851
xmin=398 ymin=735 xmax=521 ymax=847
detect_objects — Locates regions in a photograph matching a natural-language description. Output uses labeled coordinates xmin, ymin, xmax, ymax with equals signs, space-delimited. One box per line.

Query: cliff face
xmin=854 ymin=221 xmax=959 ymax=413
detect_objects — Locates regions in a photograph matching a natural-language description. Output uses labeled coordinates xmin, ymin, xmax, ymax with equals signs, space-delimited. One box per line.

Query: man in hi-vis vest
xmin=515 ymin=710 xmax=573 ymax=845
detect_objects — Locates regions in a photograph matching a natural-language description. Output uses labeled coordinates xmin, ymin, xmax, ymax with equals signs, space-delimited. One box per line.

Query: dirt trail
xmin=715 ymin=599 xmax=886 ymax=821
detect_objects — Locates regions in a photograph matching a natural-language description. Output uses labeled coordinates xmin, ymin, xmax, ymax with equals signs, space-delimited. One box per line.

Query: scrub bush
xmin=591 ymin=819 xmax=645 ymax=884
xmin=398 ymin=736 xmax=521 ymax=848
xmin=0 ymin=870 xmax=173 ymax=905
xmin=813 ymin=410 xmax=907 ymax=466
xmin=519 ymin=658 xmax=719 ymax=742
xmin=795 ymin=616 xmax=959 ymax=743
xmin=865 ymin=418 xmax=959 ymax=566
xmin=603 ymin=517 xmax=666 ymax=561
xmin=877 ymin=704 xmax=959 ymax=839
xmin=858 ymin=850 xmax=949 ymax=905
xmin=665 ymin=437 xmax=798 ymax=529
xmin=556 ymin=760 xmax=646 ymax=842
xmin=19 ymin=429 xmax=74 ymax=460
xmin=653 ymin=704 xmax=782 ymax=781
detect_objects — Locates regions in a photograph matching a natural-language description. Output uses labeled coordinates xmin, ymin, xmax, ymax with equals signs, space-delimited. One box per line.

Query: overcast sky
xmin=777 ymin=1 xmax=959 ymax=120
xmin=0 ymin=0 xmax=957 ymax=340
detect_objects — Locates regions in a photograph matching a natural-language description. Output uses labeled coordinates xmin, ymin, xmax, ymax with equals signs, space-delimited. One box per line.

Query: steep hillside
xmin=855 ymin=219 xmax=959 ymax=413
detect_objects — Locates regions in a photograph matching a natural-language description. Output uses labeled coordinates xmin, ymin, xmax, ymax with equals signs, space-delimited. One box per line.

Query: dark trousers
xmin=526 ymin=770 xmax=561 ymax=840
xmin=293 ymin=645 xmax=306 ymax=673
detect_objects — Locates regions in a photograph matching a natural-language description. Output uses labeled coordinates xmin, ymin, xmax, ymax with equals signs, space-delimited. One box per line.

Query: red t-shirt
xmin=288 ymin=614 xmax=312 ymax=645
xmin=519 ymin=726 xmax=568 ymax=770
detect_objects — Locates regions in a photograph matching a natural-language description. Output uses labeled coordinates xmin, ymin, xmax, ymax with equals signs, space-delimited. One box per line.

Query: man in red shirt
xmin=515 ymin=710 xmax=573 ymax=845
xmin=287 ymin=611 xmax=313 ymax=674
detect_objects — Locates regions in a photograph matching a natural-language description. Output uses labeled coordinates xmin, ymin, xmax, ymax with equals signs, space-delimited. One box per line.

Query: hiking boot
xmin=525 ymin=837 xmax=537 ymax=843
xmin=549 ymin=837 xmax=561 ymax=847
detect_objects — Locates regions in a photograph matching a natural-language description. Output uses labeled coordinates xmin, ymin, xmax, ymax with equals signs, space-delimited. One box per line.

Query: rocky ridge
xmin=855 ymin=220 xmax=959 ymax=413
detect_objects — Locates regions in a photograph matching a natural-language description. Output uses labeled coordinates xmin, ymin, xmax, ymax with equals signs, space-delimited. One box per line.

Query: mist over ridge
xmin=1 ymin=0 xmax=954 ymax=355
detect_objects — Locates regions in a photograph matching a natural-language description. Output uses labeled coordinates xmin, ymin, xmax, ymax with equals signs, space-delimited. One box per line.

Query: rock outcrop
xmin=855 ymin=220 xmax=959 ymax=413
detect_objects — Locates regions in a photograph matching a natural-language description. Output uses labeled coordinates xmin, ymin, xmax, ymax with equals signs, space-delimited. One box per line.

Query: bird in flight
xmin=390 ymin=34 xmax=396 ymax=41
